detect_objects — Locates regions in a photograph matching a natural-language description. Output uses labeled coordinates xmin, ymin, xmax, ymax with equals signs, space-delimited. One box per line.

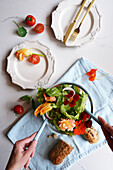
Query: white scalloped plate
xmin=51 ymin=0 xmax=101 ymax=46
xmin=7 ymin=41 xmax=55 ymax=89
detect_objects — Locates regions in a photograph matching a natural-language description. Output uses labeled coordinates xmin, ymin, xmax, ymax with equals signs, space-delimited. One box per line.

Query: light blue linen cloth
xmin=7 ymin=58 xmax=113 ymax=170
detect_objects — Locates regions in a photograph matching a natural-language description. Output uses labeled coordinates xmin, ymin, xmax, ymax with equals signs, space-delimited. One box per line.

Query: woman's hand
xmin=6 ymin=132 xmax=37 ymax=170
xmin=98 ymin=116 xmax=113 ymax=151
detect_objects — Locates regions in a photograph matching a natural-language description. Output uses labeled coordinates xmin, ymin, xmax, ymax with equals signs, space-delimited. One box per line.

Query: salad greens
xmin=20 ymin=95 xmax=32 ymax=104
xmin=20 ymin=95 xmax=36 ymax=110
xmin=46 ymin=87 xmax=61 ymax=97
xmin=36 ymin=84 xmax=88 ymax=136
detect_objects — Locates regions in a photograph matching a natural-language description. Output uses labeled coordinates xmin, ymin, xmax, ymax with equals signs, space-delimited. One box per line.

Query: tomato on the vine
xmin=14 ymin=105 xmax=24 ymax=115
xmin=29 ymin=54 xmax=40 ymax=65
xmin=34 ymin=23 xmax=44 ymax=33
xmin=25 ymin=15 xmax=36 ymax=26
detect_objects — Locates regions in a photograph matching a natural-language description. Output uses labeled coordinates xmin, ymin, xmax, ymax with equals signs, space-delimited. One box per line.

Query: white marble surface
xmin=0 ymin=0 xmax=113 ymax=169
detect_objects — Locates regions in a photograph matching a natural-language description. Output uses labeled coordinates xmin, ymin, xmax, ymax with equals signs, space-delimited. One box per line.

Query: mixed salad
xmin=34 ymin=84 xmax=92 ymax=136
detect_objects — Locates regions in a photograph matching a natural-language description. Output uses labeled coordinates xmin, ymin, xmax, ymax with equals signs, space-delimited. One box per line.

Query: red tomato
xmin=34 ymin=23 xmax=44 ymax=33
xmin=25 ymin=15 xmax=36 ymax=26
xmin=30 ymin=54 xmax=40 ymax=65
xmin=14 ymin=105 xmax=24 ymax=115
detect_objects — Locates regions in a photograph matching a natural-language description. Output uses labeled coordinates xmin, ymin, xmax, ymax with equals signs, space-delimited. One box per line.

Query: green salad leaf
xmin=50 ymin=103 xmax=57 ymax=108
xmin=32 ymin=99 xmax=36 ymax=111
xmin=20 ymin=95 xmax=36 ymax=110
xmin=56 ymin=95 xmax=64 ymax=108
xmin=72 ymin=85 xmax=79 ymax=93
xmin=61 ymin=104 xmax=80 ymax=120
xmin=36 ymin=87 xmax=46 ymax=103
xmin=46 ymin=87 xmax=61 ymax=97
xmin=20 ymin=95 xmax=32 ymax=104
xmin=74 ymin=92 xmax=88 ymax=114
xmin=57 ymin=84 xmax=71 ymax=91
xmin=61 ymin=104 xmax=71 ymax=113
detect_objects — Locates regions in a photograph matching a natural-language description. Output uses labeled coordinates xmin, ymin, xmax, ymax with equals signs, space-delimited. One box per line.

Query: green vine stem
xmin=13 ymin=20 xmax=20 ymax=28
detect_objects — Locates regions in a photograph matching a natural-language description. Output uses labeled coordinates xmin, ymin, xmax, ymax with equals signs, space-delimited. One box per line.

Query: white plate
xmin=7 ymin=40 xmax=55 ymax=89
xmin=51 ymin=0 xmax=101 ymax=46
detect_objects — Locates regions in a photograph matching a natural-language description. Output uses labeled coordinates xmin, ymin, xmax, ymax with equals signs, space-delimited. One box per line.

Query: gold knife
xmin=64 ymin=0 xmax=87 ymax=44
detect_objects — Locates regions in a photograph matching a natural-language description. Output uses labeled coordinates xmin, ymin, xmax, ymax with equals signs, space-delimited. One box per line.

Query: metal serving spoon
xmin=85 ymin=108 xmax=102 ymax=126
xmin=33 ymin=119 xmax=48 ymax=141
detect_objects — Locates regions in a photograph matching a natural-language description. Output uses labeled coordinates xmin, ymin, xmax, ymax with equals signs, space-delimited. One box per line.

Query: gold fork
xmin=71 ymin=0 xmax=95 ymax=41
xmin=64 ymin=0 xmax=87 ymax=44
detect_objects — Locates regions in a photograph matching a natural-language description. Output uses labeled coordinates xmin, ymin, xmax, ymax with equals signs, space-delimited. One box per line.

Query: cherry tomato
xmin=34 ymin=23 xmax=44 ymax=33
xmin=25 ymin=15 xmax=36 ymax=26
xmin=14 ymin=105 xmax=24 ymax=115
xmin=30 ymin=54 xmax=40 ymax=65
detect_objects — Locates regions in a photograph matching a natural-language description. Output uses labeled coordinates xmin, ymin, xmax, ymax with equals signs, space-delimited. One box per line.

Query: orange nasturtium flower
xmin=74 ymin=120 xmax=86 ymax=135
xmin=86 ymin=69 xmax=97 ymax=81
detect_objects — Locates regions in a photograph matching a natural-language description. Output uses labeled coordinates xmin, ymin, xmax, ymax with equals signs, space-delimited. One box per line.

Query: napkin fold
xmin=7 ymin=58 xmax=113 ymax=170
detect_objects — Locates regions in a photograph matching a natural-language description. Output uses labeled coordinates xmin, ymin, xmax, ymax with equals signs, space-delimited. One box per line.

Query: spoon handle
xmin=85 ymin=108 xmax=102 ymax=126
xmin=34 ymin=119 xmax=48 ymax=141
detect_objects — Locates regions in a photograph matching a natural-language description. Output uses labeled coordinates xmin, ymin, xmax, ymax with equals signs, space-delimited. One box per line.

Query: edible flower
xmin=58 ymin=118 xmax=75 ymax=131
xmin=80 ymin=111 xmax=90 ymax=121
xmin=15 ymin=48 xmax=32 ymax=61
xmin=86 ymin=69 xmax=97 ymax=81
xmin=74 ymin=121 xmax=86 ymax=135
xmin=80 ymin=111 xmax=92 ymax=128
xmin=43 ymin=94 xmax=56 ymax=102
xmin=74 ymin=123 xmax=86 ymax=135
xmin=63 ymin=92 xmax=79 ymax=107
xmin=34 ymin=102 xmax=52 ymax=116
xmin=74 ymin=113 xmax=92 ymax=135
xmin=85 ymin=119 xmax=92 ymax=128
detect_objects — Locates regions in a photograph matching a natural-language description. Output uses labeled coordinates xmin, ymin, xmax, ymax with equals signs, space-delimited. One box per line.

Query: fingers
xmin=24 ymin=157 xmax=31 ymax=169
xmin=30 ymin=148 xmax=36 ymax=158
xmin=98 ymin=116 xmax=113 ymax=151
xmin=101 ymin=125 xmax=113 ymax=151
xmin=24 ymin=141 xmax=32 ymax=149
xmin=101 ymin=125 xmax=111 ymax=141
xmin=15 ymin=132 xmax=37 ymax=150
xmin=24 ymin=141 xmax=37 ymax=169
xmin=25 ymin=140 xmax=37 ymax=157
xmin=98 ymin=116 xmax=113 ymax=136
xmin=98 ymin=116 xmax=107 ymax=126
xmin=20 ymin=132 xmax=37 ymax=144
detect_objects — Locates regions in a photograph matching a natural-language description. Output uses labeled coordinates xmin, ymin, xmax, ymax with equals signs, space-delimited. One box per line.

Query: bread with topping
xmin=83 ymin=126 xmax=99 ymax=144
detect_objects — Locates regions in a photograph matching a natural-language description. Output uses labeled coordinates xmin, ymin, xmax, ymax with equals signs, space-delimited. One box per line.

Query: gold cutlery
xmin=71 ymin=0 xmax=95 ymax=41
xmin=64 ymin=0 xmax=87 ymax=44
